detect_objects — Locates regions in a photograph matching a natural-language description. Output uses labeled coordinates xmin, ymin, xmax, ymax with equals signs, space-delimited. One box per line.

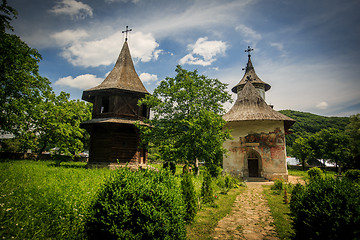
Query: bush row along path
xmin=212 ymin=176 xmax=304 ymax=240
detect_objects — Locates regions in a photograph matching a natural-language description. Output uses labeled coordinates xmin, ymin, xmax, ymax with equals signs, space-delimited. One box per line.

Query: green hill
xmin=279 ymin=110 xmax=350 ymax=148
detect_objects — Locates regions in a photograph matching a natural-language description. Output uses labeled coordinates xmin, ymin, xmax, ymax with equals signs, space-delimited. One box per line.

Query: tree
xmin=292 ymin=137 xmax=313 ymax=171
xmin=31 ymin=91 xmax=92 ymax=156
xmin=346 ymin=114 xmax=360 ymax=169
xmin=292 ymin=128 xmax=352 ymax=172
xmin=0 ymin=1 xmax=91 ymax=157
xmin=0 ymin=0 xmax=51 ymax=136
xmin=280 ymin=110 xmax=349 ymax=147
xmin=0 ymin=0 xmax=16 ymax=32
xmin=137 ymin=65 xmax=232 ymax=175
xmin=314 ymin=128 xmax=351 ymax=171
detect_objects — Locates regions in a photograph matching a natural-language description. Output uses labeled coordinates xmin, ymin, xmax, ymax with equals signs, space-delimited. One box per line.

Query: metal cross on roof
xmin=245 ymin=46 xmax=254 ymax=57
xmin=122 ymin=26 xmax=132 ymax=41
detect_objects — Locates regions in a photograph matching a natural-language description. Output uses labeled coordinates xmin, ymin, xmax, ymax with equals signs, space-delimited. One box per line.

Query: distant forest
xmin=279 ymin=110 xmax=350 ymax=148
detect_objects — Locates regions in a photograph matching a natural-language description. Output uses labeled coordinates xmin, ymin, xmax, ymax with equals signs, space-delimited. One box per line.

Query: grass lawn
xmin=1 ymin=160 xmax=244 ymax=239
xmin=288 ymin=169 xmax=337 ymax=180
xmin=186 ymin=187 xmax=244 ymax=240
xmin=263 ymin=185 xmax=294 ymax=240
xmin=288 ymin=169 xmax=308 ymax=178
xmin=0 ymin=160 xmax=111 ymax=239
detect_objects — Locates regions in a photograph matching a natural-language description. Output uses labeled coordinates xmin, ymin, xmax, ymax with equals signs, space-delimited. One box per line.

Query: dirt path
xmin=288 ymin=175 xmax=306 ymax=185
xmin=212 ymin=176 xmax=304 ymax=239
xmin=212 ymin=181 xmax=278 ymax=240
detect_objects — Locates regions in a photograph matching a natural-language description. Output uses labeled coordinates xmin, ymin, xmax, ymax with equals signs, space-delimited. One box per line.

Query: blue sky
xmin=9 ymin=0 xmax=360 ymax=117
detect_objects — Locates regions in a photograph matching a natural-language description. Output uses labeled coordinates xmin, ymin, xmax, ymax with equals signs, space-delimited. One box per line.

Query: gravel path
xmin=212 ymin=176 xmax=304 ymax=239
xmin=212 ymin=181 xmax=278 ymax=240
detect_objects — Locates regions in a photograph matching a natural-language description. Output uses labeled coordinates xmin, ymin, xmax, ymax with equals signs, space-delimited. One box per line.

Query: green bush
xmin=271 ymin=179 xmax=284 ymax=191
xmin=224 ymin=174 xmax=239 ymax=189
xmin=163 ymin=161 xmax=176 ymax=174
xmin=217 ymin=173 xmax=242 ymax=193
xmin=344 ymin=169 xmax=360 ymax=183
xmin=207 ymin=165 xmax=222 ymax=178
xmin=201 ymin=172 xmax=215 ymax=204
xmin=307 ymin=167 xmax=323 ymax=181
xmin=85 ymin=168 xmax=186 ymax=240
xmin=181 ymin=173 xmax=198 ymax=222
xmin=290 ymin=177 xmax=360 ymax=239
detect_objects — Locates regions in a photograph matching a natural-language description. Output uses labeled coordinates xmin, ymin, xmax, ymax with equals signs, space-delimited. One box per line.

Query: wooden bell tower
xmin=81 ymin=30 xmax=149 ymax=168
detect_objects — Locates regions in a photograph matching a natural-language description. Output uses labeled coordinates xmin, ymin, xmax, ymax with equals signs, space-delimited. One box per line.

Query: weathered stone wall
xmin=223 ymin=120 xmax=288 ymax=180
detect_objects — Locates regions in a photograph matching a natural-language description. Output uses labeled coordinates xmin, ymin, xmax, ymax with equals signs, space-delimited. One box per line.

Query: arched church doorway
xmin=247 ymin=151 xmax=261 ymax=177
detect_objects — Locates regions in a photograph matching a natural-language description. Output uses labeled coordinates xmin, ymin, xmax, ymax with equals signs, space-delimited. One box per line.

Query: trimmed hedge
xmin=344 ymin=169 xmax=360 ymax=183
xmin=85 ymin=168 xmax=186 ymax=240
xmin=290 ymin=178 xmax=360 ymax=239
xmin=201 ymin=172 xmax=215 ymax=204
xmin=307 ymin=167 xmax=323 ymax=181
xmin=181 ymin=173 xmax=197 ymax=222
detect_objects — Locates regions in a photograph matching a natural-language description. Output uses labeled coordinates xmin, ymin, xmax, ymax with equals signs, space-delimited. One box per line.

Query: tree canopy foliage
xmin=291 ymin=116 xmax=358 ymax=170
xmin=0 ymin=1 xmax=51 ymax=135
xmin=345 ymin=114 xmax=360 ymax=168
xmin=0 ymin=1 xmax=91 ymax=157
xmin=137 ymin=65 xmax=232 ymax=175
xmin=280 ymin=110 xmax=349 ymax=147
xmin=23 ymin=92 xmax=91 ymax=155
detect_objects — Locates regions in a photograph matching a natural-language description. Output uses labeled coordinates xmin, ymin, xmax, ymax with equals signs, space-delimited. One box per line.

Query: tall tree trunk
xmin=302 ymin=159 xmax=305 ymax=171
xmin=195 ymin=158 xmax=199 ymax=176
xmin=38 ymin=141 xmax=47 ymax=155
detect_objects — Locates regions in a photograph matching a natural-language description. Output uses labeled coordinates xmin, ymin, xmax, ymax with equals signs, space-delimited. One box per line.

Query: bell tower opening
xmin=101 ymin=96 xmax=110 ymax=113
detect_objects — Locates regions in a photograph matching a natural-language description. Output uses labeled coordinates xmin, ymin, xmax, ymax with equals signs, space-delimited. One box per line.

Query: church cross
xmin=122 ymin=26 xmax=132 ymax=41
xmin=245 ymin=46 xmax=254 ymax=57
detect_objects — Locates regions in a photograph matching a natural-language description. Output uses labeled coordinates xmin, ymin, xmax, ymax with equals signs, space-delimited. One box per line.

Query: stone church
xmin=223 ymin=47 xmax=295 ymax=180
xmin=81 ymin=34 xmax=149 ymax=169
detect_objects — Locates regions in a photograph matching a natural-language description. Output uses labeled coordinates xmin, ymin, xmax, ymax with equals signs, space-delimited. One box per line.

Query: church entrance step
xmin=245 ymin=177 xmax=270 ymax=182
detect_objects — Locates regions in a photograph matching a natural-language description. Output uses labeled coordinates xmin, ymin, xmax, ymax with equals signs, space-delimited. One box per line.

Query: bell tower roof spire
xmin=82 ymin=30 xmax=148 ymax=102
xmin=231 ymin=46 xmax=271 ymax=94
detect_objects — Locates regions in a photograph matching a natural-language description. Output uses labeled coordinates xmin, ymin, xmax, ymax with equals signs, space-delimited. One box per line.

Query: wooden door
xmin=248 ymin=151 xmax=260 ymax=177
xmin=248 ymin=159 xmax=259 ymax=177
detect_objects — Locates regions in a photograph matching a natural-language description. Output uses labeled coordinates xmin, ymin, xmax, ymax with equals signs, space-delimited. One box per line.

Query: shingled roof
xmin=82 ymin=41 xmax=148 ymax=102
xmin=231 ymin=56 xmax=271 ymax=93
xmin=224 ymin=81 xmax=295 ymax=130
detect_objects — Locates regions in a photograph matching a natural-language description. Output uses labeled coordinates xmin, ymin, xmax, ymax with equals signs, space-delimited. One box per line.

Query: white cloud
xmin=128 ymin=32 xmax=161 ymax=62
xmin=54 ymin=74 xmax=103 ymax=89
xmin=139 ymin=73 xmax=158 ymax=83
xmin=59 ymin=31 xmax=161 ymax=67
xmin=179 ymin=37 xmax=227 ymax=66
xmin=138 ymin=1 xmax=252 ymax=39
xmin=316 ymin=101 xmax=329 ymax=110
xmin=49 ymin=0 xmax=93 ymax=19
xmin=235 ymin=24 xmax=261 ymax=43
xmin=270 ymin=42 xmax=287 ymax=56
xmin=51 ymin=29 xmax=88 ymax=46
xmin=270 ymin=42 xmax=284 ymax=51
xmin=105 ymin=0 xmax=140 ymax=3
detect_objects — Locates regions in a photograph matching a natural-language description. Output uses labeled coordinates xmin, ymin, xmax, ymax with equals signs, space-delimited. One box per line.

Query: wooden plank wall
xmin=88 ymin=124 xmax=143 ymax=164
